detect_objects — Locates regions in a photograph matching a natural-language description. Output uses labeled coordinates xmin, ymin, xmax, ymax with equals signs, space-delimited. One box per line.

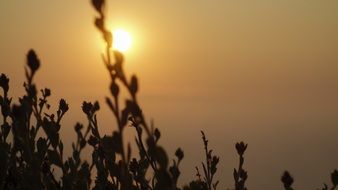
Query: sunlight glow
xmin=113 ymin=29 xmax=132 ymax=52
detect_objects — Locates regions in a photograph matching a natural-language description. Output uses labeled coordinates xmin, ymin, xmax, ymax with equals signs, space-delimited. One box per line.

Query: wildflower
xmin=175 ymin=148 xmax=184 ymax=161
xmin=59 ymin=99 xmax=69 ymax=113
xmin=27 ymin=49 xmax=40 ymax=73
xmin=235 ymin=142 xmax=247 ymax=156
xmin=82 ymin=101 xmax=92 ymax=115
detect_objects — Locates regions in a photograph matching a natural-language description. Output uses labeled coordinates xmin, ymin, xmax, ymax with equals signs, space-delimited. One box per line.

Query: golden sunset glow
xmin=1 ymin=1 xmax=338 ymax=189
xmin=113 ymin=29 xmax=131 ymax=52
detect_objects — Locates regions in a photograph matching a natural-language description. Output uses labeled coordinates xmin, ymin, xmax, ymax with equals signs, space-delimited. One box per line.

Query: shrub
xmin=0 ymin=0 xmax=337 ymax=189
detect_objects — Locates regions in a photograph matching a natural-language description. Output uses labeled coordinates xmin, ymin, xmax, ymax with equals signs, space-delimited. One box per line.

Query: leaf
xmin=105 ymin=97 xmax=115 ymax=112
xmin=37 ymin=137 xmax=47 ymax=153
xmin=43 ymin=88 xmax=51 ymax=97
xmin=111 ymin=132 xmax=122 ymax=154
xmin=104 ymin=31 xmax=112 ymax=48
xmin=27 ymin=84 xmax=37 ymax=99
xmin=0 ymin=98 xmax=10 ymax=118
xmin=59 ymin=141 xmax=63 ymax=154
xmin=154 ymin=128 xmax=161 ymax=141
xmin=113 ymin=51 xmax=124 ymax=65
xmin=1 ymin=122 xmax=10 ymax=140
xmin=281 ymin=171 xmax=294 ymax=188
xmin=95 ymin=17 xmax=104 ymax=31
xmin=80 ymin=139 xmax=86 ymax=149
xmin=93 ymin=101 xmax=100 ymax=112
xmin=101 ymin=135 xmax=119 ymax=158
xmin=331 ymin=169 xmax=338 ymax=186
xmin=110 ymin=81 xmax=119 ymax=97
xmin=233 ymin=168 xmax=239 ymax=181
xmin=0 ymin=73 xmax=9 ymax=93
xmin=130 ymin=75 xmax=138 ymax=95
xmin=73 ymin=150 xmax=80 ymax=162
xmin=88 ymin=135 xmax=98 ymax=146
xmin=155 ymin=146 xmax=168 ymax=170
xmin=126 ymin=100 xmax=142 ymax=118
xmin=91 ymin=0 xmax=104 ymax=13
xmin=48 ymin=150 xmax=62 ymax=168
xmin=50 ymin=133 xmax=60 ymax=149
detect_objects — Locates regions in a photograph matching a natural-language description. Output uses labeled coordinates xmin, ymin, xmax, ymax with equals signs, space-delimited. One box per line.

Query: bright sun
xmin=113 ymin=29 xmax=132 ymax=52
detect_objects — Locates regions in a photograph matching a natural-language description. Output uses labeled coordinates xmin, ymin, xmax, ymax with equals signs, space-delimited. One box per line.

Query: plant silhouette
xmin=0 ymin=0 xmax=337 ymax=189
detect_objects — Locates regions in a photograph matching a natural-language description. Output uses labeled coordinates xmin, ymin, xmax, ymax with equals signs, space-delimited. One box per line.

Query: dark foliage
xmin=0 ymin=0 xmax=337 ymax=189
xmin=233 ymin=142 xmax=247 ymax=190
xmin=281 ymin=171 xmax=294 ymax=190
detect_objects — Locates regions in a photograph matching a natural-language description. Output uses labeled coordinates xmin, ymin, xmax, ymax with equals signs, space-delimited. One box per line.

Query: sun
xmin=113 ymin=29 xmax=132 ymax=52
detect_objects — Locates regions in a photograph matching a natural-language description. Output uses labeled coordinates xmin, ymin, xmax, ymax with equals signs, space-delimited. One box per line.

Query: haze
xmin=1 ymin=1 xmax=338 ymax=189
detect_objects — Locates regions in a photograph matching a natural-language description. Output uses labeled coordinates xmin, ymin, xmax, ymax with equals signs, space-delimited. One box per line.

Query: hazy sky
xmin=1 ymin=1 xmax=338 ymax=189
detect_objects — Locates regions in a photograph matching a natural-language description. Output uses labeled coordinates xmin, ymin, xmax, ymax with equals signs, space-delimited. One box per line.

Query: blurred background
xmin=1 ymin=0 xmax=338 ymax=189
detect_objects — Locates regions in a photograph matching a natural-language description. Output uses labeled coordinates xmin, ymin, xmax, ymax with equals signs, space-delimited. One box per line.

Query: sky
xmin=1 ymin=0 xmax=338 ymax=189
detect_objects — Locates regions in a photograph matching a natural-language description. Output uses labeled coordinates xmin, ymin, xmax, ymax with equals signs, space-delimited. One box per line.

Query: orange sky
xmin=1 ymin=1 xmax=338 ymax=189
